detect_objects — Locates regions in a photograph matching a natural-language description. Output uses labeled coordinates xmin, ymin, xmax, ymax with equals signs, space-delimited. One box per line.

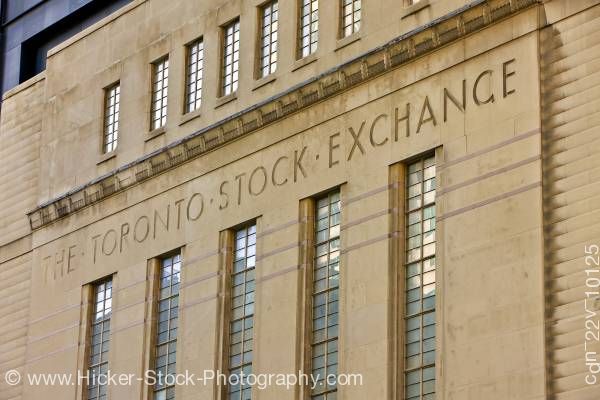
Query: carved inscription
xmin=41 ymin=59 xmax=517 ymax=283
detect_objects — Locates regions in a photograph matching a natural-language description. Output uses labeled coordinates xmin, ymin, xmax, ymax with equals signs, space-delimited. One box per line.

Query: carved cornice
xmin=27 ymin=0 xmax=538 ymax=230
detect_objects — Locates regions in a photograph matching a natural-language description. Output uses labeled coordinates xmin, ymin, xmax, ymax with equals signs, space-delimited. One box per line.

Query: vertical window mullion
xmin=404 ymin=156 xmax=436 ymax=400
xmin=311 ymin=190 xmax=340 ymax=400
xmin=87 ymin=278 xmax=113 ymax=400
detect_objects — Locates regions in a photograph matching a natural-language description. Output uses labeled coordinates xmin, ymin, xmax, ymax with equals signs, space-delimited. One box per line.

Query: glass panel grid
xmin=151 ymin=57 xmax=169 ymax=130
xmin=185 ymin=39 xmax=204 ymax=113
xmin=298 ymin=0 xmax=318 ymax=58
xmin=311 ymin=191 xmax=340 ymax=400
xmin=103 ymin=84 xmax=120 ymax=153
xmin=405 ymin=156 xmax=436 ymax=400
xmin=341 ymin=0 xmax=361 ymax=38
xmin=154 ymin=254 xmax=181 ymax=400
xmin=259 ymin=1 xmax=278 ymax=78
xmin=87 ymin=279 xmax=112 ymax=400
xmin=228 ymin=224 xmax=257 ymax=400
xmin=222 ymin=19 xmax=240 ymax=96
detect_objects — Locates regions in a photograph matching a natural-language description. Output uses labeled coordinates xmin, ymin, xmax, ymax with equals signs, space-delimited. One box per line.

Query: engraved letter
xmin=394 ymin=103 xmax=410 ymax=140
xmin=134 ymin=216 xmax=150 ymax=243
xmin=153 ymin=205 xmax=170 ymax=239
xmin=120 ymin=223 xmax=130 ymax=253
xmin=329 ymin=133 xmax=341 ymax=168
xmin=370 ymin=114 xmax=389 ymax=147
xmin=92 ymin=234 xmax=102 ymax=264
xmin=417 ymin=96 xmax=437 ymax=133
xmin=294 ymin=147 xmax=308 ymax=182
xmin=174 ymin=198 xmax=185 ymax=229
xmin=234 ymin=173 xmax=246 ymax=206
xmin=347 ymin=121 xmax=366 ymax=161
xmin=102 ymin=229 xmax=117 ymax=256
xmin=187 ymin=193 xmax=204 ymax=221
xmin=271 ymin=156 xmax=289 ymax=186
xmin=473 ymin=69 xmax=495 ymax=105
xmin=443 ymin=80 xmax=466 ymax=122
xmin=219 ymin=181 xmax=230 ymax=210
xmin=249 ymin=166 xmax=268 ymax=196
xmin=502 ymin=58 xmax=516 ymax=98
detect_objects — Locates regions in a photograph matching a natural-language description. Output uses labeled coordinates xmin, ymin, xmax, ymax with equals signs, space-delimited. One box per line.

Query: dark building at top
xmin=0 ymin=0 xmax=132 ymax=96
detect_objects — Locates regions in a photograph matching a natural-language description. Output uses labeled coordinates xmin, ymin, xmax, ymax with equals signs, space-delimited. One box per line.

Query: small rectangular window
xmin=228 ymin=223 xmax=257 ymax=400
xmin=341 ymin=0 xmax=361 ymax=38
xmin=86 ymin=278 xmax=113 ymax=400
xmin=222 ymin=19 xmax=240 ymax=96
xmin=259 ymin=1 xmax=278 ymax=78
xmin=153 ymin=253 xmax=181 ymax=400
xmin=404 ymin=155 xmax=437 ymax=400
xmin=311 ymin=190 xmax=341 ymax=399
xmin=298 ymin=0 xmax=318 ymax=58
xmin=185 ymin=39 xmax=204 ymax=114
xmin=103 ymin=83 xmax=120 ymax=153
xmin=151 ymin=57 xmax=169 ymax=130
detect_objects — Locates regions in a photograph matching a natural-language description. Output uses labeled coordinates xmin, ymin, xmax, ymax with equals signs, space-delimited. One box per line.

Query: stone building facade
xmin=1 ymin=0 xmax=599 ymax=399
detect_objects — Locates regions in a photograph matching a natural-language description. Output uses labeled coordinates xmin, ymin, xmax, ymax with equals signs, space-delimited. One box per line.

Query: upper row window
xmin=222 ymin=19 xmax=241 ymax=97
xmin=101 ymin=0 xmax=363 ymax=154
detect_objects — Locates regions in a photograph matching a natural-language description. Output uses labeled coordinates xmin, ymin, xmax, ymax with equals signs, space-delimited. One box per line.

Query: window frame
xmin=220 ymin=222 xmax=258 ymax=400
xmin=256 ymin=0 xmax=279 ymax=79
xmin=307 ymin=189 xmax=341 ymax=400
xmin=297 ymin=0 xmax=319 ymax=59
xmin=102 ymin=82 xmax=120 ymax=154
xmin=151 ymin=252 xmax=182 ymax=400
xmin=150 ymin=55 xmax=170 ymax=131
xmin=402 ymin=154 xmax=437 ymax=400
xmin=220 ymin=18 xmax=241 ymax=97
xmin=183 ymin=37 xmax=205 ymax=114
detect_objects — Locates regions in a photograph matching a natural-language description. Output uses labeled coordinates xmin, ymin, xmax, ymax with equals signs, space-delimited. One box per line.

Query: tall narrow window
xmin=311 ymin=191 xmax=340 ymax=400
xmin=341 ymin=0 xmax=361 ymax=38
xmin=151 ymin=57 xmax=169 ymax=131
xmin=87 ymin=278 xmax=113 ymax=400
xmin=222 ymin=19 xmax=240 ymax=96
xmin=259 ymin=1 xmax=278 ymax=78
xmin=154 ymin=253 xmax=181 ymax=400
xmin=404 ymin=156 xmax=436 ymax=400
xmin=103 ymin=83 xmax=120 ymax=153
xmin=228 ymin=224 xmax=256 ymax=400
xmin=185 ymin=39 xmax=204 ymax=113
xmin=298 ymin=0 xmax=318 ymax=58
